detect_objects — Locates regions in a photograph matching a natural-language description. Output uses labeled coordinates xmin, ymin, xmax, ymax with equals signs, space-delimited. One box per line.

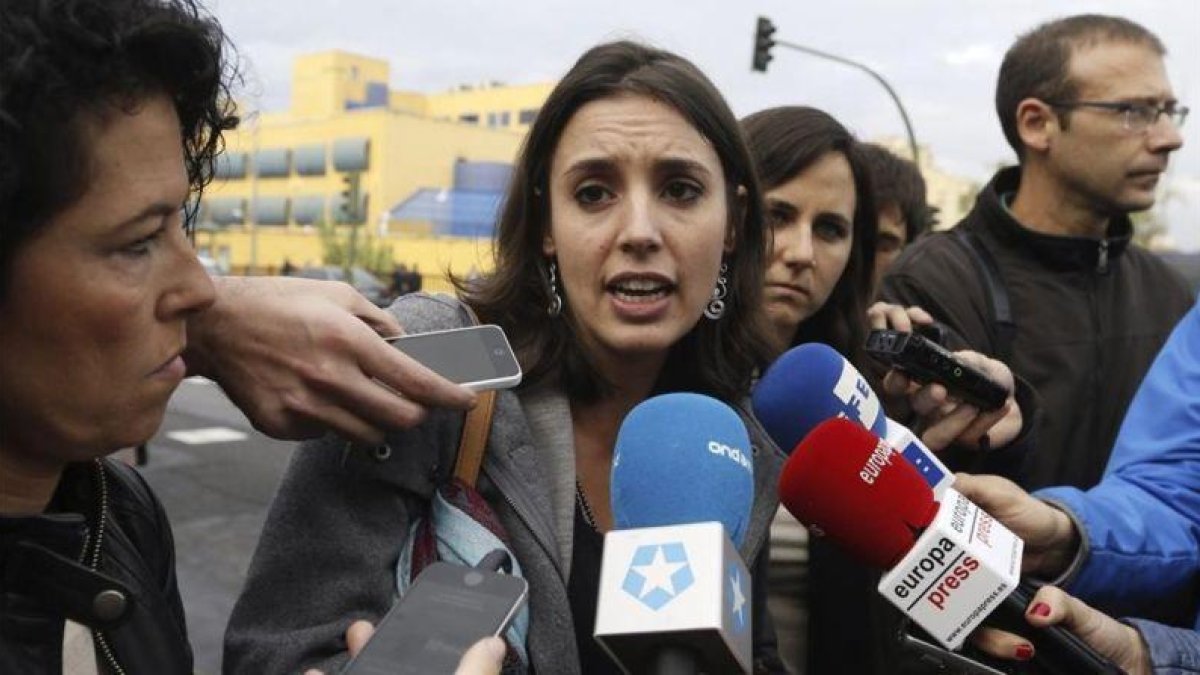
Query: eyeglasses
xmin=1045 ymin=100 xmax=1189 ymax=132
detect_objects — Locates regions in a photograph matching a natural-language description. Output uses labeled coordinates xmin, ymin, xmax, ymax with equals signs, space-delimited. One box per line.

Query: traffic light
xmin=752 ymin=16 xmax=776 ymax=73
xmin=339 ymin=171 xmax=361 ymax=223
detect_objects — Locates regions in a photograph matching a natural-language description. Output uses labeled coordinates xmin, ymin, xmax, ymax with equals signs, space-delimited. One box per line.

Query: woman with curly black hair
xmin=0 ymin=1 xmax=491 ymax=672
xmin=0 ymin=1 xmax=233 ymax=670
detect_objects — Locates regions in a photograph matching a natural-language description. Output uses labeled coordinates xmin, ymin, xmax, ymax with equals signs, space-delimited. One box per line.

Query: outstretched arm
xmin=186 ymin=277 xmax=475 ymax=445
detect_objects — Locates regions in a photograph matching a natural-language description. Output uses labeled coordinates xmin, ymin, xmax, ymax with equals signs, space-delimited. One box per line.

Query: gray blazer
xmin=223 ymin=293 xmax=786 ymax=674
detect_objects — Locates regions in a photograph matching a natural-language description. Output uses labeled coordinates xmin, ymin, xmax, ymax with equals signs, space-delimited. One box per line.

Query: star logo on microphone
xmin=728 ymin=565 xmax=747 ymax=632
xmin=622 ymin=543 xmax=694 ymax=610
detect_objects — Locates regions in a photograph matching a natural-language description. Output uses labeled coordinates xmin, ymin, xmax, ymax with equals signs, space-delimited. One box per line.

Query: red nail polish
xmin=1015 ymin=644 xmax=1034 ymax=660
xmin=1030 ymin=602 xmax=1051 ymax=617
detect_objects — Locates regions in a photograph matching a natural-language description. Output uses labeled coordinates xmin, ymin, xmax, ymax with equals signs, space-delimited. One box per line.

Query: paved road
xmin=140 ymin=378 xmax=294 ymax=675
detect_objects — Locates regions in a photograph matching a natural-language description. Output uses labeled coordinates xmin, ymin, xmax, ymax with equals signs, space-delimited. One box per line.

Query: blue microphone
xmin=753 ymin=343 xmax=888 ymax=451
xmin=753 ymin=343 xmax=951 ymax=496
xmin=611 ymin=392 xmax=754 ymax=546
xmin=596 ymin=393 xmax=755 ymax=674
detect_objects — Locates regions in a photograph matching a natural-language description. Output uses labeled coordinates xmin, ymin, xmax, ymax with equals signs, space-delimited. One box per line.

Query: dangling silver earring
xmin=546 ymin=261 xmax=563 ymax=317
xmin=704 ymin=262 xmax=729 ymax=320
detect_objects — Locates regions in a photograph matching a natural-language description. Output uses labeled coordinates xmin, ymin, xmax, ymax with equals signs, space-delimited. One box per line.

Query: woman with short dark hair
xmin=0 ymin=1 xmax=232 ymax=671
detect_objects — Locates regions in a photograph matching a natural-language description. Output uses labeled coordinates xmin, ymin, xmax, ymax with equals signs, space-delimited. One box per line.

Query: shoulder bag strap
xmin=452 ymin=302 xmax=498 ymax=487
xmin=950 ymin=228 xmax=1017 ymax=361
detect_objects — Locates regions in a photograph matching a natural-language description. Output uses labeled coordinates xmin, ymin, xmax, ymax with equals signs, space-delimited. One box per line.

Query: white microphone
xmin=781 ymin=418 xmax=1122 ymax=673
xmin=592 ymin=394 xmax=755 ymax=674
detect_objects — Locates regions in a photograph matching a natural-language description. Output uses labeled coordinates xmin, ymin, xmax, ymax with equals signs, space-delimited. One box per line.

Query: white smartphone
xmin=339 ymin=561 xmax=528 ymax=675
xmin=385 ymin=324 xmax=522 ymax=391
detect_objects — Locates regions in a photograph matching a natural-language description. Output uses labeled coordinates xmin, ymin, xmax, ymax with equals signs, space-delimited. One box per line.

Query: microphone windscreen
xmin=612 ymin=393 xmax=754 ymax=547
xmin=778 ymin=418 xmax=937 ymax=569
xmin=752 ymin=342 xmax=887 ymax=455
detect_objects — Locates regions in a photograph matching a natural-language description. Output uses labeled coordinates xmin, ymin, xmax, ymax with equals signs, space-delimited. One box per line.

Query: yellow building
xmin=873 ymin=137 xmax=980 ymax=230
xmin=200 ymin=50 xmax=553 ymax=290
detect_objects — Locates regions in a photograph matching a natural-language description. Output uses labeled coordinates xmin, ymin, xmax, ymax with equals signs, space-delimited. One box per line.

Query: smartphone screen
xmin=386 ymin=325 xmax=521 ymax=391
xmin=341 ymin=562 xmax=528 ymax=675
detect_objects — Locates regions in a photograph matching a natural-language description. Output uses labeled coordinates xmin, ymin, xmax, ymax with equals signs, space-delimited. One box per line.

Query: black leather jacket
xmin=0 ymin=459 xmax=192 ymax=674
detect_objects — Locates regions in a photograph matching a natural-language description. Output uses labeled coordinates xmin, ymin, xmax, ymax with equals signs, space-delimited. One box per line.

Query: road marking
xmin=167 ymin=427 xmax=248 ymax=445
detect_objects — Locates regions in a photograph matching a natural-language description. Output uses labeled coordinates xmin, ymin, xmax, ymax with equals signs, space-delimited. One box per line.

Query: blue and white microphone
xmin=594 ymin=393 xmax=754 ymax=675
xmin=752 ymin=342 xmax=952 ymax=496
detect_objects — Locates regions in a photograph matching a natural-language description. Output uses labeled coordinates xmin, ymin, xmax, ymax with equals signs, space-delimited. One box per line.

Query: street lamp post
xmin=751 ymin=17 xmax=920 ymax=164
xmin=778 ymin=39 xmax=919 ymax=164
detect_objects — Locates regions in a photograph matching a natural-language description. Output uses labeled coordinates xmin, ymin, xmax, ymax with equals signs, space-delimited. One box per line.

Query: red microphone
xmin=778 ymin=418 xmax=937 ymax=569
xmin=780 ymin=418 xmax=1121 ymax=674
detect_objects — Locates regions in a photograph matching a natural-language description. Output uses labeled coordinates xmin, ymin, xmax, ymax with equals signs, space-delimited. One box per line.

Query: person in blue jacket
xmin=953 ymin=299 xmax=1200 ymax=663
xmin=1034 ymin=296 xmax=1200 ymax=625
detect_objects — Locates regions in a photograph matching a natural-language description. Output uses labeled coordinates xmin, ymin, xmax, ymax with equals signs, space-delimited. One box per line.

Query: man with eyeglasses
xmin=867 ymin=14 xmax=1193 ymax=671
xmin=880 ymin=13 xmax=1191 ymax=494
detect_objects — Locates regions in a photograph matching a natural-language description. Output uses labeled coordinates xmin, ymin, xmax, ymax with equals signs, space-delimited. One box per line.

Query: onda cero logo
xmin=622 ymin=543 xmax=694 ymax=610
xmin=708 ymin=440 xmax=752 ymax=472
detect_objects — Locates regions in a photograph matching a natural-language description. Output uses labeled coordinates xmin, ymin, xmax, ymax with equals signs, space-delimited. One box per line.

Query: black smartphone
xmin=385 ymin=325 xmax=522 ymax=391
xmin=986 ymin=582 xmax=1124 ymax=675
xmin=865 ymin=329 xmax=1009 ymax=411
xmin=898 ymin=630 xmax=1007 ymax=675
xmin=339 ymin=562 xmax=528 ymax=675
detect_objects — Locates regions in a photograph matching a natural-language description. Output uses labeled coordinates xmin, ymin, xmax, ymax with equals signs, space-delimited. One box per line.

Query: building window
xmin=292 ymin=195 xmax=326 ymax=225
xmin=500 ymin=111 xmax=511 ymax=127
xmin=294 ymin=144 xmax=327 ymax=176
xmin=214 ymin=152 xmax=247 ymax=179
xmin=255 ymin=149 xmax=291 ymax=178
xmin=253 ymin=197 xmax=289 ymax=226
xmin=202 ymin=197 xmax=245 ymax=225
xmin=343 ymin=81 xmax=388 ymax=110
xmin=332 ymin=137 xmax=370 ymax=172
xmin=518 ymin=108 xmax=538 ymax=125
xmin=459 ymin=113 xmax=479 ymax=125
xmin=486 ymin=112 xmax=497 ymax=127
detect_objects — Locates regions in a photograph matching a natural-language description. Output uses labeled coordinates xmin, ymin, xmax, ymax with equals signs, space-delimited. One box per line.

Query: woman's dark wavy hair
xmin=456 ymin=40 xmax=775 ymax=404
xmin=741 ymin=106 xmax=877 ymax=365
xmin=0 ymin=0 xmax=238 ymax=292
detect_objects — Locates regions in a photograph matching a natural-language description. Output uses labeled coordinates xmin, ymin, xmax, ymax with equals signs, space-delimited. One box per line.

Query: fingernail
xmin=1030 ymin=602 xmax=1051 ymax=617
xmin=1014 ymin=644 xmax=1034 ymax=660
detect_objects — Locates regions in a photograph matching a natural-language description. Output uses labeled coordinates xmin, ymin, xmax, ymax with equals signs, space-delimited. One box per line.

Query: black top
xmin=567 ymin=495 xmax=624 ymax=675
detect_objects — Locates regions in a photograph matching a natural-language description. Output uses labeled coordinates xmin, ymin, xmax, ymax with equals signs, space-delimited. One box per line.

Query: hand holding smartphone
xmin=385 ymin=325 xmax=521 ymax=392
xmin=339 ymin=561 xmax=528 ymax=675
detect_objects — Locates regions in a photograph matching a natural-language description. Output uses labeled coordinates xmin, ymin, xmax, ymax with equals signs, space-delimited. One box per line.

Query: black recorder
xmin=865 ymin=329 xmax=1008 ymax=412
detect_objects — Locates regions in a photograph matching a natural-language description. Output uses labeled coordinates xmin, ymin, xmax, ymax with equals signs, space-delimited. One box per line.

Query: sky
xmin=208 ymin=0 xmax=1200 ymax=249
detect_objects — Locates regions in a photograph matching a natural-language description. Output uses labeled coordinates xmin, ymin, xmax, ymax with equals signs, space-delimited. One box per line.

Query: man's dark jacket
xmin=881 ymin=166 xmax=1193 ymax=490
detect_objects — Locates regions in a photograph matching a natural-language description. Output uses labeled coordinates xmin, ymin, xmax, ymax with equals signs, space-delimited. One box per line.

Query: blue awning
xmin=386 ymin=188 xmax=503 ymax=237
